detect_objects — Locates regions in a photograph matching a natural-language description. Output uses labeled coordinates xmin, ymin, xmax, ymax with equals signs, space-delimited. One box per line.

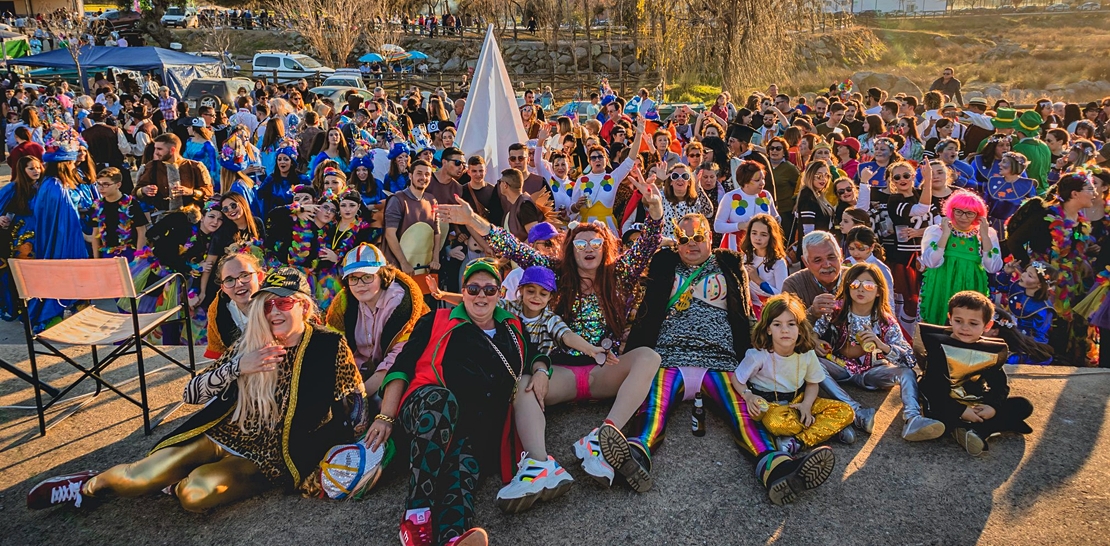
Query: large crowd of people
xmin=12 ymin=64 xmax=1110 ymax=546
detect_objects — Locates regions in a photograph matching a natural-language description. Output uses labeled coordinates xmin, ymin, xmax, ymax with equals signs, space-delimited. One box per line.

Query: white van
xmin=251 ymin=52 xmax=334 ymax=83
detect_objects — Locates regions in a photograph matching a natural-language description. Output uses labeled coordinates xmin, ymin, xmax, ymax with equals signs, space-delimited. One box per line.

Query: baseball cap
xmin=519 ymin=266 xmax=557 ymax=292
xmin=342 ymin=243 xmax=387 ymax=278
xmin=527 ymin=222 xmax=559 ymax=244
xmin=463 ymin=258 xmax=502 ymax=283
xmin=254 ymin=267 xmax=311 ymax=298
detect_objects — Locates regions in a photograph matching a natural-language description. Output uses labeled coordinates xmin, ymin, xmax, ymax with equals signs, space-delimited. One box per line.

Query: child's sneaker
xmin=496 ymin=453 xmax=574 ymax=513
xmin=573 ymin=427 xmax=615 ymax=486
xmin=954 ymin=428 xmax=986 ymax=456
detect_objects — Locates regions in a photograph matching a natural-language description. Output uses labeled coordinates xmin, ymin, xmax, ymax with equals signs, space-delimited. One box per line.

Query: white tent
xmin=455 ymin=25 xmax=526 ymax=184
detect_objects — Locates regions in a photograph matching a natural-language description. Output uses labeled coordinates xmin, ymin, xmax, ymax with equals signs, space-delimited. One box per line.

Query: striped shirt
xmin=503 ymin=299 xmax=569 ymax=356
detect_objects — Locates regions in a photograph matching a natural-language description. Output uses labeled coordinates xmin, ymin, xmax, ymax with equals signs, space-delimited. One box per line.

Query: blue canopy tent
xmin=358 ymin=52 xmax=384 ymax=63
xmin=9 ymin=46 xmax=222 ymax=96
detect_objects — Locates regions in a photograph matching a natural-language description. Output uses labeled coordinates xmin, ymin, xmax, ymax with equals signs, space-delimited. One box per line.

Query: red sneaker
xmin=399 ymin=507 xmax=433 ymax=546
xmin=27 ymin=471 xmax=97 ymax=510
xmin=446 ymin=528 xmax=489 ymax=546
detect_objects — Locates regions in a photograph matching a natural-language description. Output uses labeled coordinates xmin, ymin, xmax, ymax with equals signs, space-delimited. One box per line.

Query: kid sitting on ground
xmin=917 ymin=290 xmax=1034 ymax=456
xmin=733 ymin=293 xmax=856 ymax=455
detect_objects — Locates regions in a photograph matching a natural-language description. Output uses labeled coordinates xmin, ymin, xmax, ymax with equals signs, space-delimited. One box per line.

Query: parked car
xmin=252 ymin=52 xmax=334 ymax=83
xmin=161 ymin=7 xmax=198 ymax=28
xmin=1017 ymin=5 xmax=1040 ymax=12
xmin=188 ymin=51 xmax=240 ymax=72
xmin=321 ymin=69 xmax=367 ymax=89
xmin=995 ymin=5 xmax=1015 ymax=11
xmin=1046 ymin=3 xmax=1071 ymax=11
xmin=182 ymin=78 xmax=254 ymax=111
xmin=95 ymin=9 xmax=142 ymax=31
xmin=309 ymin=86 xmax=374 ymax=105
xmin=1078 ymin=2 xmax=1101 ymax=10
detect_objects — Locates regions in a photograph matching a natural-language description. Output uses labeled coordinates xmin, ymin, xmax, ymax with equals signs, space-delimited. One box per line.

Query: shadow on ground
xmin=1 ymin=343 xmax=1109 ymax=545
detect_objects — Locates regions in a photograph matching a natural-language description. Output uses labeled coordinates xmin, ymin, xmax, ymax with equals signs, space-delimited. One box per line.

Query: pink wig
xmin=944 ymin=189 xmax=988 ymax=224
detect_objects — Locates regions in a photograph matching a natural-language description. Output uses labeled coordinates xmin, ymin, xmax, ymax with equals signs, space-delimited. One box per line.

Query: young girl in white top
xmin=732 ymin=294 xmax=855 ymax=454
xmin=740 ymin=214 xmax=789 ymax=318
xmin=715 ymin=160 xmax=779 ymax=250
xmin=844 ymin=225 xmax=896 ymax=307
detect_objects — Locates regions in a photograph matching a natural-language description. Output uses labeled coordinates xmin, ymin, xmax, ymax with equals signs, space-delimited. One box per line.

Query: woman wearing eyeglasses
xmin=325 ymin=243 xmax=428 ymax=395
xmin=919 ymin=190 xmax=1002 ymax=326
xmin=715 ymin=160 xmax=778 ymax=251
xmin=1009 ymin=173 xmax=1099 ymax=365
xmin=200 ymin=192 xmax=265 ymax=307
xmin=29 ymin=267 xmax=369 ymax=514
xmin=437 ymin=172 xmax=665 ymax=494
xmin=568 ymin=118 xmax=647 ymax=234
xmin=660 ymin=163 xmax=713 ymax=234
xmin=790 ymin=160 xmax=837 ymax=254
xmin=370 ymin=260 xmax=544 ymax=546
xmin=204 ymin=251 xmax=264 ymax=358
xmin=881 ymin=161 xmax=927 ymax=329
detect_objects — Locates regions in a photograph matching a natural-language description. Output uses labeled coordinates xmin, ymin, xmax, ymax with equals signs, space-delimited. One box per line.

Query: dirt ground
xmin=2 ymin=341 xmax=1109 ymax=546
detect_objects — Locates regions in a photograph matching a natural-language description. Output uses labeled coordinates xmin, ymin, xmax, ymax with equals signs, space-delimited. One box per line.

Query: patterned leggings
xmin=401 ymin=386 xmax=480 ymax=545
xmin=630 ymin=367 xmax=775 ymax=458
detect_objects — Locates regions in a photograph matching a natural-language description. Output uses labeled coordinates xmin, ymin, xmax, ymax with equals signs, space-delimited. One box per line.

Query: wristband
xmin=534 ymin=366 xmax=552 ymax=378
xmin=374 ymin=413 xmax=395 ymax=424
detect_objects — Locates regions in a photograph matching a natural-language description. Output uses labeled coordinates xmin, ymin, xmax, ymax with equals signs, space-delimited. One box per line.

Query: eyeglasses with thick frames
xmin=572 ymin=238 xmax=604 ymax=252
xmin=464 ymin=284 xmax=499 ymax=297
xmin=347 ymin=274 xmax=377 ymax=286
xmin=218 ymin=271 xmax=257 ymax=287
xmin=669 ymin=172 xmax=691 ymax=181
xmin=950 ymin=209 xmax=978 ymax=219
xmin=891 ymin=173 xmax=913 ymax=181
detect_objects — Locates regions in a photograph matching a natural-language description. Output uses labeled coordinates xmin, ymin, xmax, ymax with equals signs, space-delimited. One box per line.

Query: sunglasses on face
xmin=891 ymin=173 xmax=912 ymax=181
xmin=464 ymin=283 xmax=500 ymax=297
xmin=768 ymin=146 xmax=784 ymax=152
xmin=221 ymin=202 xmax=240 ymax=213
xmin=264 ymin=296 xmax=300 ymax=313
xmin=687 ymin=153 xmax=702 ymax=158
xmin=219 ymin=271 xmax=256 ymax=287
xmin=589 ymin=154 xmax=605 ymax=161
xmin=836 ymin=187 xmax=854 ymax=195
xmin=850 ymin=280 xmax=878 ymax=292
xmin=509 ymin=155 xmax=525 ymax=161
xmin=445 ymin=158 xmax=464 ymax=167
xmin=677 ymin=233 xmax=706 ymax=245
xmin=573 ymin=238 xmax=604 ymax=252
xmin=847 ymin=244 xmax=871 ymax=253
xmin=347 ymin=274 xmax=376 ymax=286
xmin=670 ymin=172 xmax=691 ymax=181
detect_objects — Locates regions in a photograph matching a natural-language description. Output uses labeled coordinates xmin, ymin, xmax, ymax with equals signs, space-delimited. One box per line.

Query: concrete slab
xmin=1 ymin=343 xmax=1108 ymax=545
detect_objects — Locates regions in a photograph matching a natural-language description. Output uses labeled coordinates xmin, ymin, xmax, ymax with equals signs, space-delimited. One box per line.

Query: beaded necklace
xmin=93 ymin=194 xmax=136 ymax=256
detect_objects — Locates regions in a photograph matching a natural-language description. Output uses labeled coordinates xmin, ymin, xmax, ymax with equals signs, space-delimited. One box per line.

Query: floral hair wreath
xmin=1029 ymin=260 xmax=1055 ymax=287
xmin=993 ymin=312 xmax=1016 ymax=330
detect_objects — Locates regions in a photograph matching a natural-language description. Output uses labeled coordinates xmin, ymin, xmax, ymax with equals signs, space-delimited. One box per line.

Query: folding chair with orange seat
xmin=8 ymin=257 xmax=197 ymax=437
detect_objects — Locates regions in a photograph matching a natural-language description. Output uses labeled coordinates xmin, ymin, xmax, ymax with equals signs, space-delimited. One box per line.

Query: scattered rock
xmin=851 ymin=71 xmax=899 ymax=92
xmin=596 ymin=53 xmax=620 ymax=72
xmin=441 ymin=57 xmax=461 ymax=71
xmin=889 ymin=76 xmax=922 ymax=97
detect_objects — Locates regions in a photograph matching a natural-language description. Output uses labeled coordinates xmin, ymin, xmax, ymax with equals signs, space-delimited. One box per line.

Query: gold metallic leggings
xmin=761 ymin=396 xmax=855 ymax=447
xmin=83 ymin=435 xmax=270 ymax=512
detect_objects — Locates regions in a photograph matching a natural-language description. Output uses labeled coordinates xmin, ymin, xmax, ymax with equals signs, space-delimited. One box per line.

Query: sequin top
xmin=484 ymin=214 xmax=662 ymax=352
xmin=814 ymin=311 xmax=915 ymax=375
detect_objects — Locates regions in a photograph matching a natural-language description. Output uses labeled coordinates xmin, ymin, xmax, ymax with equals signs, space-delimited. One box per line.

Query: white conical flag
xmin=456 ymin=25 xmax=527 ymax=184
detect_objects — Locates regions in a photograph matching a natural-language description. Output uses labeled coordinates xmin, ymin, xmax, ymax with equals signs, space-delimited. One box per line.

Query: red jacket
xmin=7 ymin=141 xmax=44 ymax=171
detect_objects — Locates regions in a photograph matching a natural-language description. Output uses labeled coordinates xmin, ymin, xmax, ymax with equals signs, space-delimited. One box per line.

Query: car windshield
xmin=185 ymin=81 xmax=226 ymax=97
xmin=166 ymin=7 xmax=184 ymax=15
xmin=293 ymin=55 xmax=322 ymax=69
